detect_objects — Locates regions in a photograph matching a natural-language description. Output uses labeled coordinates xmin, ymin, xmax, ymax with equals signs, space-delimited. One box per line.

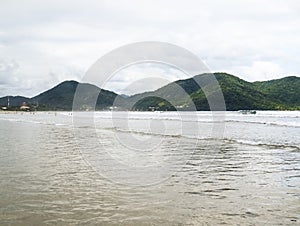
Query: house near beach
xmin=20 ymin=102 xmax=30 ymax=111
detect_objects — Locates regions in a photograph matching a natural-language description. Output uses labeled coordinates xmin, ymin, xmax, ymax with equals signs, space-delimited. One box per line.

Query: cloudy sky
xmin=0 ymin=0 xmax=299 ymax=97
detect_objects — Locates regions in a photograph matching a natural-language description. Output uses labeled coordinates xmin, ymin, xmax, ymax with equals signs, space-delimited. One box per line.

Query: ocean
xmin=0 ymin=111 xmax=299 ymax=225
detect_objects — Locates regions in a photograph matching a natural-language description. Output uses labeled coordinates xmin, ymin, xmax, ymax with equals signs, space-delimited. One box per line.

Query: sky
xmin=0 ymin=0 xmax=299 ymax=97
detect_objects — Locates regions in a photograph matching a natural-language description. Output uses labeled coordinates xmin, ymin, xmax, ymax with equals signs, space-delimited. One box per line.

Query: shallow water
xmin=0 ymin=111 xmax=299 ymax=225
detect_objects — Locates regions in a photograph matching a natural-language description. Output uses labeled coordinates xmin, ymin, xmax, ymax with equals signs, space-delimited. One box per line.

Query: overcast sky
xmin=0 ymin=0 xmax=299 ymax=97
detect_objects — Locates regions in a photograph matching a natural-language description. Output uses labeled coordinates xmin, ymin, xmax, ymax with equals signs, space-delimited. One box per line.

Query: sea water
xmin=0 ymin=111 xmax=299 ymax=225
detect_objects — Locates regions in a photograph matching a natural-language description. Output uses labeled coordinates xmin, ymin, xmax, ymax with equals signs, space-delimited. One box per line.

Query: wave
xmin=225 ymin=119 xmax=300 ymax=128
xmin=223 ymin=138 xmax=300 ymax=151
xmin=95 ymin=127 xmax=300 ymax=151
xmin=2 ymin=115 xmax=298 ymax=128
xmin=1 ymin=114 xmax=299 ymax=150
xmin=97 ymin=127 xmax=183 ymax=138
xmin=0 ymin=117 xmax=69 ymax=127
xmin=93 ymin=116 xmax=299 ymax=128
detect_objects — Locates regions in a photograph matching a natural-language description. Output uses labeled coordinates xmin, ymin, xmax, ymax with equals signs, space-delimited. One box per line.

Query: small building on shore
xmin=20 ymin=102 xmax=30 ymax=111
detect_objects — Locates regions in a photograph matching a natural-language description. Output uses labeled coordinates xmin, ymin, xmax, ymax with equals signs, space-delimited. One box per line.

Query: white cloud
xmin=227 ymin=61 xmax=284 ymax=81
xmin=102 ymin=63 xmax=189 ymax=95
xmin=0 ymin=0 xmax=299 ymax=96
xmin=0 ymin=59 xmax=20 ymax=85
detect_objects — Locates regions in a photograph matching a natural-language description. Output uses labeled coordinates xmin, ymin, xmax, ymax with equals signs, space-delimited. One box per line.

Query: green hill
xmin=0 ymin=96 xmax=30 ymax=110
xmin=129 ymin=73 xmax=300 ymax=111
xmin=253 ymin=76 xmax=300 ymax=107
xmin=32 ymin=80 xmax=119 ymax=111
xmin=0 ymin=74 xmax=299 ymax=111
xmin=0 ymin=81 xmax=120 ymax=111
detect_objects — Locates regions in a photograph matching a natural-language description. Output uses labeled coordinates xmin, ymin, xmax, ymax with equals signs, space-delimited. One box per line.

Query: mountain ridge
xmin=0 ymin=73 xmax=299 ymax=111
